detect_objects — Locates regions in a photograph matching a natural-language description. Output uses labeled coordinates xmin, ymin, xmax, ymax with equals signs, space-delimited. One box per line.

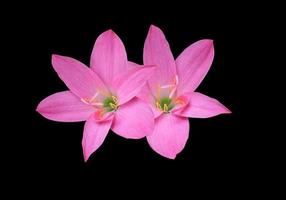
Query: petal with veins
xmin=36 ymin=91 xmax=95 ymax=122
xmin=82 ymin=114 xmax=113 ymax=161
xmin=147 ymin=114 xmax=189 ymax=159
xmin=175 ymin=92 xmax=231 ymax=118
xmin=144 ymin=25 xmax=177 ymax=92
xmin=90 ymin=30 xmax=128 ymax=87
xmin=52 ymin=54 xmax=107 ymax=99
xmin=176 ymin=39 xmax=214 ymax=94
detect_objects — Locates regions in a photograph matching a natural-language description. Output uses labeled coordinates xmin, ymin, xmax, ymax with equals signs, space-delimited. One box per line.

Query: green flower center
xmin=103 ymin=95 xmax=118 ymax=112
xmin=156 ymin=97 xmax=174 ymax=112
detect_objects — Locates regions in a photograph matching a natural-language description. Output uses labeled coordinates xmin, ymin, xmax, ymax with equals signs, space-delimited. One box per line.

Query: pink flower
xmin=138 ymin=25 xmax=231 ymax=159
xmin=36 ymin=30 xmax=155 ymax=161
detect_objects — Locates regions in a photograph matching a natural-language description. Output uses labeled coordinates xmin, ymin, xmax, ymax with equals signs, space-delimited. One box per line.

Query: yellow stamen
xmin=156 ymin=101 xmax=162 ymax=110
xmin=163 ymin=104 xmax=168 ymax=112
xmin=111 ymin=95 xmax=118 ymax=104
xmin=109 ymin=103 xmax=117 ymax=110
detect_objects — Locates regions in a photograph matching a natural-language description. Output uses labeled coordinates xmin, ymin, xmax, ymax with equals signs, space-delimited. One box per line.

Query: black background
xmin=25 ymin=2 xmax=271 ymax=195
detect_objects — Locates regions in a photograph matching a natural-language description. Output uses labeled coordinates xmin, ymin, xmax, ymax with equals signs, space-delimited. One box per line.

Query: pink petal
xmin=147 ymin=114 xmax=189 ymax=159
xmin=111 ymin=98 xmax=154 ymax=139
xmin=144 ymin=25 xmax=177 ymax=90
xmin=82 ymin=114 xmax=113 ymax=161
xmin=36 ymin=91 xmax=95 ymax=122
xmin=136 ymin=84 xmax=163 ymax=118
xmin=127 ymin=61 xmax=141 ymax=71
xmin=176 ymin=39 xmax=214 ymax=95
xmin=52 ymin=54 xmax=107 ymax=99
xmin=90 ymin=30 xmax=128 ymax=87
xmin=114 ymin=65 xmax=155 ymax=105
xmin=175 ymin=92 xmax=231 ymax=118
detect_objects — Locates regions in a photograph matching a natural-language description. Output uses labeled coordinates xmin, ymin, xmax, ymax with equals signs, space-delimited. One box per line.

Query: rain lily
xmin=37 ymin=30 xmax=155 ymax=161
xmin=138 ymin=25 xmax=231 ymax=159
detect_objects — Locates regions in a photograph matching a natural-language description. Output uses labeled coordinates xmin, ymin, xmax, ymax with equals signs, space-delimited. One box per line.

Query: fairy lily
xmin=36 ymin=30 xmax=155 ymax=161
xmin=138 ymin=25 xmax=231 ymax=159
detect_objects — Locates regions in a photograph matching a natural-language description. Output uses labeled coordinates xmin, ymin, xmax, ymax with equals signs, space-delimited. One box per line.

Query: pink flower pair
xmin=36 ymin=25 xmax=231 ymax=161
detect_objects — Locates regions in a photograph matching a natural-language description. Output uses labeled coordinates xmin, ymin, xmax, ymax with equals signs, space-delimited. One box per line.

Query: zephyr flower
xmin=138 ymin=25 xmax=231 ymax=159
xmin=37 ymin=30 xmax=155 ymax=161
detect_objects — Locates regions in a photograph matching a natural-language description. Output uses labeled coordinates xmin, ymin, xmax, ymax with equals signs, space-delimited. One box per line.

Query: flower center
xmin=81 ymin=92 xmax=119 ymax=119
xmin=103 ymin=95 xmax=118 ymax=111
xmin=156 ymin=97 xmax=174 ymax=113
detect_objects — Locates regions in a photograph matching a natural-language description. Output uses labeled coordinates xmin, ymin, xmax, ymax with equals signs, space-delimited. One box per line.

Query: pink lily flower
xmin=36 ymin=30 xmax=155 ymax=161
xmin=138 ymin=25 xmax=231 ymax=159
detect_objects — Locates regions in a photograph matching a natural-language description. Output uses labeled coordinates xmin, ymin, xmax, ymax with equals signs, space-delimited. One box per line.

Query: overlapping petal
xmin=114 ymin=65 xmax=155 ymax=105
xmin=111 ymin=98 xmax=154 ymax=139
xmin=136 ymin=84 xmax=163 ymax=118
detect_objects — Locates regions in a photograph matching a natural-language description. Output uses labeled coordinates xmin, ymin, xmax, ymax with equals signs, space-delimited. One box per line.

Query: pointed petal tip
xmin=51 ymin=54 xmax=60 ymax=59
xmin=36 ymin=101 xmax=44 ymax=113
xmin=83 ymin=154 xmax=89 ymax=162
xmin=51 ymin=54 xmax=65 ymax=63
xmin=95 ymin=29 xmax=118 ymax=42
xmin=51 ymin=54 xmax=56 ymax=61
xmin=207 ymin=39 xmax=214 ymax=45
xmin=35 ymin=105 xmax=40 ymax=113
xmin=225 ymin=107 xmax=232 ymax=114
xmin=200 ymin=39 xmax=214 ymax=46
xmin=106 ymin=29 xmax=114 ymax=34
xmin=102 ymin=29 xmax=117 ymax=37
xmin=153 ymin=150 xmax=177 ymax=160
xmin=82 ymin=144 xmax=91 ymax=162
xmin=150 ymin=24 xmax=158 ymax=29
xmin=149 ymin=24 xmax=161 ymax=33
xmin=83 ymin=156 xmax=89 ymax=162
xmin=167 ymin=154 xmax=177 ymax=160
xmin=221 ymin=104 xmax=232 ymax=114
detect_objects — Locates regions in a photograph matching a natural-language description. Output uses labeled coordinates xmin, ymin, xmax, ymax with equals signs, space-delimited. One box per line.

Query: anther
xmin=156 ymin=101 xmax=162 ymax=110
xmin=111 ymin=95 xmax=118 ymax=103
xmin=109 ymin=103 xmax=117 ymax=110
xmin=163 ymin=104 xmax=168 ymax=112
